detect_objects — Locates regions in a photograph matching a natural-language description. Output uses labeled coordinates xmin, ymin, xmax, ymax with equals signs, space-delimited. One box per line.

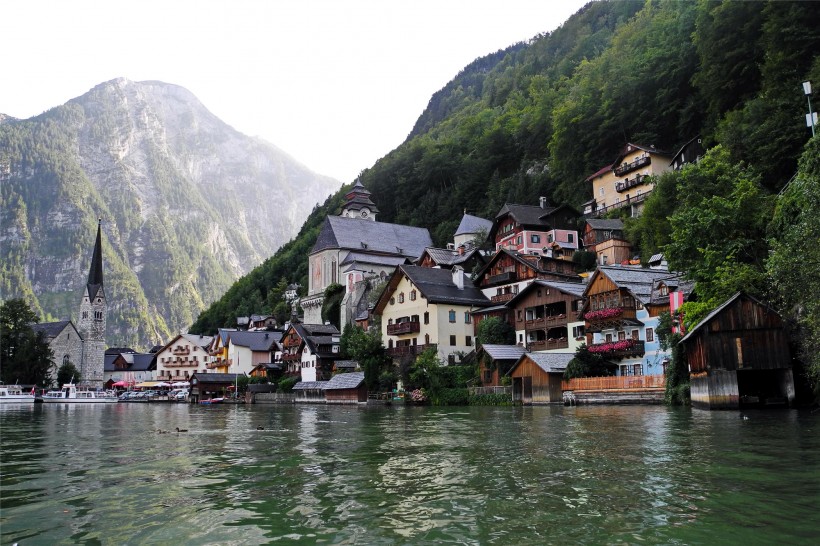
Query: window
xmin=548 ymin=233 xmax=554 ymax=244
xmin=448 ymin=355 xmax=456 ymax=365
xmin=606 ymin=334 xmax=613 ymax=343
xmin=660 ymin=284 xmax=669 ymax=296
xmin=618 ymin=331 xmax=626 ymax=341
xmin=633 ymin=364 xmax=643 ymax=376
xmin=568 ymin=233 xmax=574 ymax=244
xmin=388 ymin=318 xmax=393 ymax=325
xmin=449 ymin=310 xmax=456 ymax=323
xmin=82 ymin=311 xmax=88 ymax=319
xmin=519 ymin=334 xmax=523 ymax=342
xmin=531 ymin=234 xmax=540 ymax=244
xmin=398 ymin=293 xmax=404 ymax=303
xmin=425 ymin=334 xmax=430 ymax=344
xmin=63 ymin=354 xmax=70 ymax=365
xmin=517 ymin=310 xmax=522 ymax=321
xmin=631 ymin=330 xmax=639 ymax=340
xmin=388 ymin=339 xmax=394 ymax=348
xmin=646 ymin=328 xmax=654 ymax=342
xmin=466 ymin=336 xmax=472 ymax=347
xmin=449 ymin=335 xmax=457 ymax=346
xmin=516 ymin=236 xmax=522 ymax=245
xmin=410 ymin=290 xmax=417 ymax=301
xmin=599 ymin=187 xmax=604 ymax=196
xmin=572 ymin=325 xmax=585 ymax=339
xmin=464 ymin=312 xmax=470 ymax=324
xmin=424 ymin=312 xmax=429 ymax=324
xmin=390 ymin=297 xmax=395 ymax=305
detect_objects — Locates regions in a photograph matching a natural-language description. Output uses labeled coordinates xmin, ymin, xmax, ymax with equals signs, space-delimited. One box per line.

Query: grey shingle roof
xmin=312 ymin=216 xmax=432 ymax=257
xmin=401 ymin=265 xmax=491 ymax=307
xmin=334 ymin=360 xmax=359 ymax=369
xmin=454 ymin=214 xmax=493 ymax=236
xmin=228 ymin=331 xmax=278 ymax=351
xmin=519 ymin=352 xmax=574 ymax=374
xmin=181 ymin=333 xmax=213 ymax=349
xmin=325 ymin=371 xmax=365 ymax=390
xmin=293 ymin=381 xmax=329 ymax=390
xmin=30 ymin=321 xmax=76 ymax=340
xmin=494 ymin=203 xmax=554 ymax=227
xmin=480 ymin=344 xmax=526 ymax=361
xmin=585 ymin=219 xmax=624 ymax=230
xmin=592 ymin=265 xmax=681 ymax=304
xmin=341 ymin=252 xmax=409 ymax=267
xmin=192 ymin=373 xmax=239 ymax=383
xmin=505 ymin=279 xmax=586 ymax=309
xmin=420 ymin=247 xmax=481 ymax=267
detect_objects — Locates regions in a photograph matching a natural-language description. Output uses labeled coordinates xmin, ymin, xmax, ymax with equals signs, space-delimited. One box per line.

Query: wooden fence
xmin=561 ymin=374 xmax=665 ymax=391
xmin=468 ymin=386 xmax=512 ymax=396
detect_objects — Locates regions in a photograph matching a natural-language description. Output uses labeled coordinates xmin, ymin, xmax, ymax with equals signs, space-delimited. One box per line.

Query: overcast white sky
xmin=3 ymin=0 xmax=588 ymax=183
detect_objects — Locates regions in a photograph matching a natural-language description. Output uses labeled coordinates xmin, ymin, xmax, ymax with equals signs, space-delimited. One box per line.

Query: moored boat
xmin=41 ymin=383 xmax=118 ymax=403
xmin=0 ymin=385 xmax=36 ymax=404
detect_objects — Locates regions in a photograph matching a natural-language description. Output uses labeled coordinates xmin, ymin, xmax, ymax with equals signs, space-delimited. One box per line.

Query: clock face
xmin=361 ymin=208 xmax=369 ymax=218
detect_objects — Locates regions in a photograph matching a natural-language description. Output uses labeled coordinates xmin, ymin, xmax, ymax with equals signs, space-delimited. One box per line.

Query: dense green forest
xmin=192 ymin=0 xmax=820 ymax=386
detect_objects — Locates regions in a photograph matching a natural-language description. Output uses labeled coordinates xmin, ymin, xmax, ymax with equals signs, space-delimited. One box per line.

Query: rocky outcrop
xmin=0 ymin=78 xmax=340 ymax=347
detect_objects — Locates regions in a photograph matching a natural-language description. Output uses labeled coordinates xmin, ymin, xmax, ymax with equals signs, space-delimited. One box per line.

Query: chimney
xmin=458 ymin=245 xmax=465 ymax=255
xmin=539 ymin=196 xmax=548 ymax=209
xmin=452 ymin=266 xmax=464 ymax=290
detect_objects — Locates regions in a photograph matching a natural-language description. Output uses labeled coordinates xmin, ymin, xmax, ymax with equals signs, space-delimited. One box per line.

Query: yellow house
xmin=374 ymin=265 xmax=491 ymax=365
xmin=586 ymin=143 xmax=672 ymax=217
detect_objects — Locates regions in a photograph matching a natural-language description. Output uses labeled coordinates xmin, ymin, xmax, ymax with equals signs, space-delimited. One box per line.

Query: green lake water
xmin=1 ymin=403 xmax=818 ymax=545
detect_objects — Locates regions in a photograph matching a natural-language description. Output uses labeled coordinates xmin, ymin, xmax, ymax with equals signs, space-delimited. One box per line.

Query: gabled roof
xmin=679 ymin=292 xmax=776 ymax=343
xmin=289 ymin=323 xmax=340 ymax=356
xmin=585 ymin=218 xmax=624 ymax=231
xmin=375 ymin=265 xmax=491 ymax=315
xmin=130 ymin=353 xmax=156 ymax=371
xmin=418 ymin=246 xmax=482 ymax=267
xmin=105 ymin=347 xmax=136 ymax=355
xmin=586 ymin=164 xmax=614 ymax=181
xmin=341 ymin=252 xmax=410 ymax=269
xmin=325 ymin=371 xmax=365 ymax=390
xmin=478 ymin=344 xmax=526 ymax=361
xmin=30 ymin=320 xmax=78 ymax=340
xmin=473 ymin=249 xmax=580 ymax=284
xmin=510 ymin=352 xmax=574 ymax=375
xmin=191 ymin=372 xmax=239 ymax=383
xmin=180 ymin=333 xmax=213 ymax=349
xmin=614 ymin=143 xmax=672 ymax=164
xmin=584 ymin=265 xmax=680 ymax=304
xmin=312 ymin=216 xmax=432 ymax=257
xmin=494 ymin=203 xmax=555 ymax=227
xmin=293 ymin=381 xmax=329 ymax=390
xmin=455 ymin=213 xmax=493 ymax=237
xmin=505 ymin=279 xmax=586 ymax=309
xmin=228 ymin=331 xmax=279 ymax=352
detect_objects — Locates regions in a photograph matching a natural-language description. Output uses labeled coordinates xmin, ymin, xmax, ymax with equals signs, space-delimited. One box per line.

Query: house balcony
xmin=486 ymin=271 xmax=516 ymax=286
xmin=613 ymin=155 xmax=650 ymax=177
xmin=583 ymin=190 xmax=653 ymax=219
xmin=387 ymin=343 xmax=437 ymax=358
xmin=282 ymin=353 xmax=301 ymax=363
xmin=172 ymin=347 xmax=190 ymax=355
xmin=527 ymin=338 xmax=569 ymax=351
xmin=587 ymin=339 xmax=645 ymax=359
xmin=615 ymin=174 xmax=647 ymax=193
xmin=206 ymin=359 xmax=230 ymax=370
xmin=387 ymin=321 xmax=421 ymax=335
xmin=491 ymin=292 xmax=515 ymax=304
xmin=164 ymin=360 xmax=198 ymax=368
xmin=584 ymin=307 xmax=640 ymax=333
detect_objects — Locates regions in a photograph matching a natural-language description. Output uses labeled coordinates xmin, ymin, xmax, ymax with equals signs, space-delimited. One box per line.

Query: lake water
xmin=1 ymin=403 xmax=818 ymax=545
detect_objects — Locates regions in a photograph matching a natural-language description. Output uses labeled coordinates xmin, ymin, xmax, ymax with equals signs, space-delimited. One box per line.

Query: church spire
xmin=87 ymin=219 xmax=103 ymax=297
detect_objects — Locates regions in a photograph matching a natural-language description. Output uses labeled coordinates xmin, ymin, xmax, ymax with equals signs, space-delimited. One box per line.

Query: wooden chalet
xmin=581 ymin=219 xmax=632 ymax=266
xmin=506 ymin=279 xmax=586 ymax=352
xmin=509 ymin=353 xmax=573 ymax=405
xmin=189 ymin=372 xmax=239 ymax=403
xmin=475 ymin=249 xmax=578 ymax=303
xmin=476 ymin=344 xmax=526 ymax=386
xmin=680 ymin=292 xmax=794 ymax=410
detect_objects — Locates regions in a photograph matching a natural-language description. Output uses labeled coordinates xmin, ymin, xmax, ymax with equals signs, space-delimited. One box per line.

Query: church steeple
xmin=341 ymin=179 xmax=379 ymax=221
xmin=87 ymin=218 xmax=104 ymax=299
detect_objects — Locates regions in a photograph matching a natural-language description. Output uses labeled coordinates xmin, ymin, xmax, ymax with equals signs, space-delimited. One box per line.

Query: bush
xmin=433 ymin=388 xmax=470 ymax=406
xmin=469 ymin=393 xmax=512 ymax=406
xmin=278 ymin=376 xmax=298 ymax=393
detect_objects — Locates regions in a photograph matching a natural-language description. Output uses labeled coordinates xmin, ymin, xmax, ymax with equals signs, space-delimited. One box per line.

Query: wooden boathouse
xmin=680 ymin=292 xmax=794 ymax=410
xmin=509 ymin=353 xmax=573 ymax=404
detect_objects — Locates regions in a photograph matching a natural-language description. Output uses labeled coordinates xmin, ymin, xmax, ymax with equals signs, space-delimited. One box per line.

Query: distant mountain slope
xmin=0 ymin=78 xmax=340 ymax=347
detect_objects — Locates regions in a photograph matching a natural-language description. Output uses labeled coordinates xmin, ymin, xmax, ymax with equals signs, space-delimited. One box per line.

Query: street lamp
xmin=804 ymin=81 xmax=817 ymax=137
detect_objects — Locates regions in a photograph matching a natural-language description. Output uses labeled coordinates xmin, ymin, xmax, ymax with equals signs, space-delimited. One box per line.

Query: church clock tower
xmin=78 ymin=219 xmax=106 ymax=386
xmin=340 ymin=179 xmax=379 ymax=221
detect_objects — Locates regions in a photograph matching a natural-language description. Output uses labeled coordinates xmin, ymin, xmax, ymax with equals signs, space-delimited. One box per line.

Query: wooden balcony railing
xmin=486 ymin=271 xmax=516 ymax=286
xmin=613 ymin=155 xmax=650 ymax=176
xmin=491 ymin=292 xmax=515 ymax=304
xmin=562 ymin=374 xmax=665 ymax=391
xmin=527 ymin=338 xmax=569 ymax=351
xmin=172 ymin=347 xmax=190 ymax=355
xmin=282 ymin=353 xmax=301 ymax=362
xmin=586 ymin=339 xmax=645 ymax=358
xmin=387 ymin=344 xmax=437 ymax=358
xmin=387 ymin=321 xmax=420 ymax=335
xmin=615 ymin=174 xmax=647 ymax=193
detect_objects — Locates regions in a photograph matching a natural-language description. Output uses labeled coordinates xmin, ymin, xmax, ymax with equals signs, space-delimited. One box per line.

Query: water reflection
xmin=1 ymin=404 xmax=818 ymax=545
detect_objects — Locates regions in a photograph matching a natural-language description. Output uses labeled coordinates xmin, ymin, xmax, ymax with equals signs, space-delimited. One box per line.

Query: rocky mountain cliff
xmin=0 ymin=78 xmax=340 ymax=347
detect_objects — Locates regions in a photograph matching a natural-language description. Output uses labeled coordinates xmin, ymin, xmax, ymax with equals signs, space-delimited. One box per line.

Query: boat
xmin=0 ymin=385 xmax=36 ymax=404
xmin=199 ymin=397 xmax=224 ymax=405
xmin=41 ymin=383 xmax=118 ymax=403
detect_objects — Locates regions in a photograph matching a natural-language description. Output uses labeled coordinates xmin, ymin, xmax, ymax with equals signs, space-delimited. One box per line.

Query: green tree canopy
xmin=475 ymin=316 xmax=516 ymax=346
xmin=0 ymin=299 xmax=54 ymax=387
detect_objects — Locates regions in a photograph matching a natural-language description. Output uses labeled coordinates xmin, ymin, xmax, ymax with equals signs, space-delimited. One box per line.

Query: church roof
xmin=312 ymin=216 xmax=432 ymax=258
xmin=454 ymin=214 xmax=493 ymax=237
xmin=30 ymin=321 xmax=79 ymax=340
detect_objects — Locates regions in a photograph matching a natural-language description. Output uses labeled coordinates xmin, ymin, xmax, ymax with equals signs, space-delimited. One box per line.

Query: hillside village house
xmin=103 ymin=350 xmax=156 ymax=385
xmin=453 ymin=213 xmax=493 ymax=249
xmin=207 ymin=328 xmax=235 ymax=373
xmin=226 ymin=330 xmax=282 ymax=376
xmin=506 ymin=279 xmax=586 ymax=352
xmin=509 ymin=352 xmax=574 ymax=405
xmin=300 ymin=181 xmax=432 ymax=328
xmin=280 ymin=322 xmax=341 ymax=382
xmin=155 ymin=333 xmax=213 ymax=383
xmin=490 ymin=199 xmax=581 ymax=258
xmin=475 ymin=344 xmax=526 ymax=387
xmin=375 ymin=265 xmax=491 ymax=366
xmin=582 ymin=265 xmax=690 ymax=377
xmin=584 ymin=143 xmax=673 ymax=218
xmin=582 ymin=219 xmax=633 ymax=266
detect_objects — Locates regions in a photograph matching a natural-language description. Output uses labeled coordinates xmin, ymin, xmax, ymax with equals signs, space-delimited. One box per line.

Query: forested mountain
xmin=0 ymin=78 xmax=340 ymax=347
xmin=192 ymin=0 xmax=819 ymax=382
